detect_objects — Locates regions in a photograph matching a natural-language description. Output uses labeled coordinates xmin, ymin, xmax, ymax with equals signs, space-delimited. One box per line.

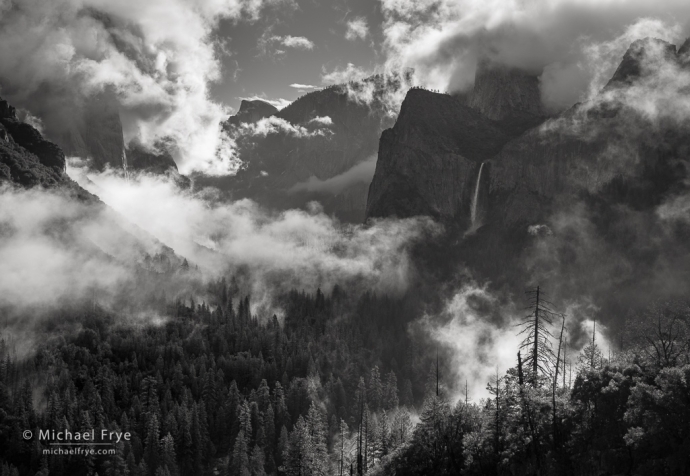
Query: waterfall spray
xmin=471 ymin=162 xmax=485 ymax=226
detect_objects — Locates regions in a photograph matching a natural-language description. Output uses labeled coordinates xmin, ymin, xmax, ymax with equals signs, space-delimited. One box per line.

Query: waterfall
xmin=121 ymin=148 xmax=129 ymax=180
xmin=471 ymin=162 xmax=485 ymax=226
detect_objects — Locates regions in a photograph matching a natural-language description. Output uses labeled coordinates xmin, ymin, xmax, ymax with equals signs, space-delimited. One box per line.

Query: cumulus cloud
xmin=280 ymin=35 xmax=315 ymax=50
xmin=289 ymin=154 xmax=376 ymax=195
xmin=239 ymin=116 xmax=331 ymax=138
xmin=68 ymin=165 xmax=441 ymax=307
xmin=0 ymin=0 xmax=293 ymax=176
xmin=260 ymin=33 xmax=315 ymax=55
xmin=308 ymin=116 xmax=333 ymax=126
xmin=322 ymin=62 xmax=373 ymax=85
xmin=378 ymin=0 xmax=690 ymax=109
xmin=346 ymin=17 xmax=370 ymax=41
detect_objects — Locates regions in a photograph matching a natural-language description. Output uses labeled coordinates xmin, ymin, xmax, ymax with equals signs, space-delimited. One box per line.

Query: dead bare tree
xmin=517 ymin=286 xmax=559 ymax=386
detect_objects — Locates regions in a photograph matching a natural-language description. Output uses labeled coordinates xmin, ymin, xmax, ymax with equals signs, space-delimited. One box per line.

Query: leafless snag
xmin=516 ymin=286 xmax=560 ymax=386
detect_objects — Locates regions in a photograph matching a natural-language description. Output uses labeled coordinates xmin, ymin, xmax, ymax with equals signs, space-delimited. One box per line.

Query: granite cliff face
xmin=469 ymin=59 xmax=546 ymax=133
xmin=366 ymin=89 xmax=509 ymax=222
xmin=365 ymin=58 xmax=548 ymax=224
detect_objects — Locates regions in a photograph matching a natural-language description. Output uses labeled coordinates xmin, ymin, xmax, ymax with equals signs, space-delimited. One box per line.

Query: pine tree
xmin=284 ymin=416 xmax=310 ymax=476
xmin=231 ymin=429 xmax=251 ymax=476
xmin=577 ymin=319 xmax=605 ymax=372
xmin=249 ymin=445 xmax=267 ymax=476
xmin=368 ymin=366 xmax=383 ymax=411
xmin=338 ymin=419 xmax=349 ymax=476
xmin=382 ymin=371 xmax=399 ymax=410
xmin=306 ymin=403 xmax=328 ymax=475
xmin=159 ymin=433 xmax=179 ymax=476
xmin=144 ymin=413 xmax=160 ymax=474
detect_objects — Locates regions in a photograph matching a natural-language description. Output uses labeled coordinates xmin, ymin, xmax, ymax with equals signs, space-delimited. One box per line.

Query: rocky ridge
xmin=197 ymin=74 xmax=408 ymax=222
xmin=0 ymin=94 xmax=186 ymax=273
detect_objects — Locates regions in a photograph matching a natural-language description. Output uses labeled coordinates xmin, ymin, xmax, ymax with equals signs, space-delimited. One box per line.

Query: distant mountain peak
xmin=227 ymin=99 xmax=279 ymax=127
xmin=605 ymin=37 xmax=678 ymax=89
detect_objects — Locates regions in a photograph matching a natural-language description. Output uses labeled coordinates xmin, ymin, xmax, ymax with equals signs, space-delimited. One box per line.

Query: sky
xmin=0 ymin=0 xmax=690 ymax=175
xmin=210 ymin=0 xmax=385 ymax=110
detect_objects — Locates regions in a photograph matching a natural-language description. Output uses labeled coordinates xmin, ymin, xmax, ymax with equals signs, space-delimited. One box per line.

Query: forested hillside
xmin=1 ymin=281 xmax=688 ymax=476
xmin=0 ymin=281 xmax=428 ymax=476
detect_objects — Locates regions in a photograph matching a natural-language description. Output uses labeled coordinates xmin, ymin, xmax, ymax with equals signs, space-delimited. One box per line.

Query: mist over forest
xmin=2 ymin=1 xmax=690 ymax=475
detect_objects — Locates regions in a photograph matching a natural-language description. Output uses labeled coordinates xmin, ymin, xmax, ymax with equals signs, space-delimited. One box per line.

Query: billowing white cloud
xmin=346 ymin=17 xmax=370 ymax=41
xmin=280 ymin=35 xmax=315 ymax=50
xmin=0 ymin=0 xmax=296 ymax=176
xmin=308 ymin=116 xmax=333 ymax=125
xmin=68 ymin=165 xmax=441 ymax=305
xmin=423 ymin=283 xmax=522 ymax=401
xmin=322 ymin=62 xmax=373 ymax=85
xmin=257 ymin=32 xmax=315 ymax=57
xmin=239 ymin=116 xmax=331 ymax=137
xmin=268 ymin=35 xmax=314 ymax=53
xmin=320 ymin=66 xmax=414 ymax=119
xmin=0 ymin=183 xmax=193 ymax=317
xmin=379 ymin=0 xmax=690 ymax=109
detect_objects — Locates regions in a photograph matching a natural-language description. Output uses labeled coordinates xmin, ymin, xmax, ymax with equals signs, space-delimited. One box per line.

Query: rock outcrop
xmin=1 ymin=97 xmax=68 ymax=188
